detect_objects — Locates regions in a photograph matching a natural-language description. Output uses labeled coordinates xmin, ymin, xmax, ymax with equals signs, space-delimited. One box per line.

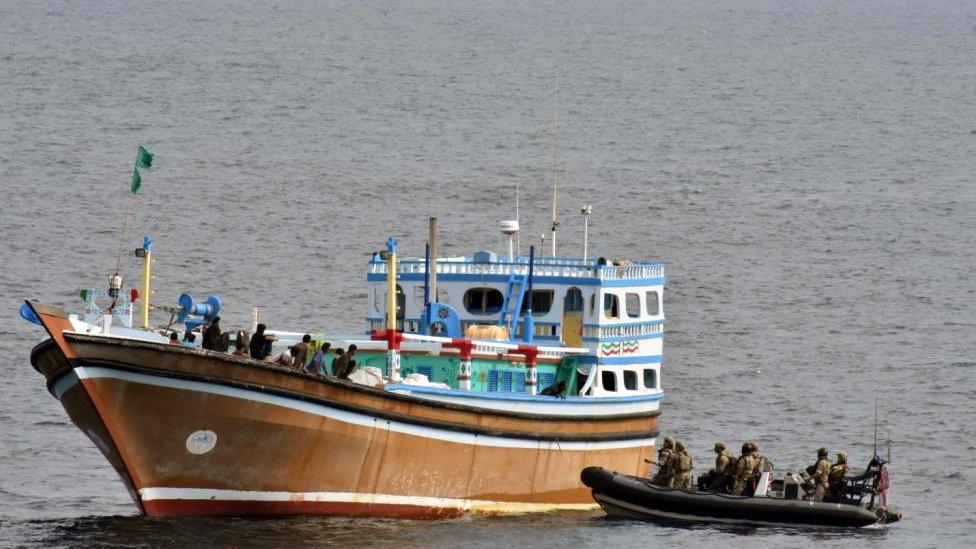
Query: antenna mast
xmin=515 ymin=183 xmax=521 ymax=256
xmin=550 ymin=68 xmax=558 ymax=257
xmin=873 ymin=396 xmax=879 ymax=457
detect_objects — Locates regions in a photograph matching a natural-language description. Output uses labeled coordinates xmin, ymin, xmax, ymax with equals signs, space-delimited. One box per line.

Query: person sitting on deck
xmin=249 ymin=323 xmax=274 ymax=361
xmin=266 ymin=346 xmax=296 ymax=366
xmin=232 ymin=331 xmax=250 ymax=357
xmin=310 ymin=342 xmax=331 ymax=375
xmin=330 ymin=348 xmax=345 ymax=376
xmin=292 ymin=334 xmax=312 ymax=370
xmin=540 ymin=380 xmax=568 ymax=398
xmin=334 ymin=345 xmax=358 ymax=379
xmin=201 ymin=316 xmax=223 ymax=351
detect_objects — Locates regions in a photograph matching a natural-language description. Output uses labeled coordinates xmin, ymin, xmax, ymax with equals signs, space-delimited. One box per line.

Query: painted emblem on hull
xmin=186 ymin=430 xmax=217 ymax=454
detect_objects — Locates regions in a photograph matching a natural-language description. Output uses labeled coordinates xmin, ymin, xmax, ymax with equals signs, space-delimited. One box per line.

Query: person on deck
xmin=540 ymin=380 xmax=568 ymax=397
xmin=232 ymin=331 xmax=250 ymax=357
xmin=201 ymin=316 xmax=223 ymax=351
xmin=334 ymin=345 xmax=358 ymax=379
xmin=168 ymin=331 xmax=179 ymax=345
xmin=310 ymin=342 xmax=331 ymax=375
xmin=331 ymin=348 xmax=345 ymax=376
xmin=249 ymin=323 xmax=274 ymax=361
xmin=292 ymin=334 xmax=312 ymax=370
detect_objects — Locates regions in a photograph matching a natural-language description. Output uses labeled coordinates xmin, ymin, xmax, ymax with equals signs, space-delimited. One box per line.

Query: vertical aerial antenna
xmin=515 ymin=183 xmax=521 ymax=256
xmin=550 ymin=69 xmax=559 ymax=257
xmin=873 ymin=396 xmax=879 ymax=458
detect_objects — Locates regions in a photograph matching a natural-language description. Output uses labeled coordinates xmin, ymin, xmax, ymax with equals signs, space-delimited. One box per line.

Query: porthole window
xmin=601 ymin=370 xmax=617 ymax=392
xmin=625 ymin=293 xmax=641 ymax=318
xmin=643 ymin=368 xmax=657 ymax=389
xmin=463 ymin=287 xmax=504 ymax=315
xmin=623 ymin=370 xmax=638 ymax=390
xmin=645 ymin=291 xmax=660 ymax=316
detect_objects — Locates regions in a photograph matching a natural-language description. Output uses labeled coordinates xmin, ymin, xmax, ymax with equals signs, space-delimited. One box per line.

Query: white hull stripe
xmin=73 ymin=366 xmax=656 ymax=451
xmin=139 ymin=487 xmax=597 ymax=512
xmin=390 ymin=391 xmax=660 ymax=417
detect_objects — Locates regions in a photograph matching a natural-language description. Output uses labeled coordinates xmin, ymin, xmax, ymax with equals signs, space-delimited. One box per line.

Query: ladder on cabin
xmin=497 ymin=273 xmax=528 ymax=335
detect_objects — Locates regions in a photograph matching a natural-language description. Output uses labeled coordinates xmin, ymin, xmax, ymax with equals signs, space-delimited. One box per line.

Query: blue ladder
xmin=497 ymin=273 xmax=528 ymax=335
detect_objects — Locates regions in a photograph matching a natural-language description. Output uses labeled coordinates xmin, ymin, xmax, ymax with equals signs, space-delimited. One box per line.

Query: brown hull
xmin=27 ymin=302 xmax=660 ymax=518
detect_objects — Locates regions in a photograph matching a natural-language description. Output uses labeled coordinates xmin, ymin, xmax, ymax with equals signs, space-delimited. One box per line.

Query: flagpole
xmin=115 ymin=190 xmax=135 ymax=276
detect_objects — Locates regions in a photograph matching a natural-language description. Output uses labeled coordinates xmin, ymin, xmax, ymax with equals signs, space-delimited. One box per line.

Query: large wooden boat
xmin=25 ymin=226 xmax=667 ymax=518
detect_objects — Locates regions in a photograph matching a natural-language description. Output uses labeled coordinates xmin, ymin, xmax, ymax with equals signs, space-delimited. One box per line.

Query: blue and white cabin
xmin=365 ymin=250 xmax=665 ymax=398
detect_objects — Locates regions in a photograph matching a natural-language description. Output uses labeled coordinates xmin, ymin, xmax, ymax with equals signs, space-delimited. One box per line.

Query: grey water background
xmin=1 ymin=0 xmax=974 ymax=546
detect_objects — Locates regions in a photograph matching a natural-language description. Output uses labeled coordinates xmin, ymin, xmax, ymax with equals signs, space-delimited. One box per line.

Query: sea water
xmin=1 ymin=1 xmax=974 ymax=547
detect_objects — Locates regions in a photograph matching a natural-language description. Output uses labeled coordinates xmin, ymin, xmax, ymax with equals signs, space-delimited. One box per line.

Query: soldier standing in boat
xmin=731 ymin=442 xmax=760 ymax=495
xmin=828 ymin=451 xmax=849 ymax=501
xmin=648 ymin=436 xmax=675 ymax=486
xmin=670 ymin=441 xmax=693 ymax=489
xmin=806 ymin=447 xmax=831 ymax=501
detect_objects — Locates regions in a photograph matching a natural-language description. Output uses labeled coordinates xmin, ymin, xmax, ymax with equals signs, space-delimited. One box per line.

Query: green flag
xmin=131 ymin=167 xmax=142 ymax=193
xmin=136 ymin=145 xmax=154 ymax=169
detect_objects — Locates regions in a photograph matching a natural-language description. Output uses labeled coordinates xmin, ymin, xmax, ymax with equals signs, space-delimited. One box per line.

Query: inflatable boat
xmin=581 ymin=466 xmax=901 ymax=528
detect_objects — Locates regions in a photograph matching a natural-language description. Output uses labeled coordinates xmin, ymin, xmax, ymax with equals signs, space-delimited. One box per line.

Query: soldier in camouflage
xmin=731 ymin=442 xmax=760 ymax=495
xmin=670 ymin=441 xmax=694 ymax=490
xmin=807 ymin=447 xmax=831 ymax=502
xmin=649 ymin=436 xmax=676 ymax=486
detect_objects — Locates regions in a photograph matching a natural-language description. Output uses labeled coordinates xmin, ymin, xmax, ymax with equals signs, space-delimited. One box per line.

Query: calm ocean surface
xmin=1 ymin=0 xmax=974 ymax=546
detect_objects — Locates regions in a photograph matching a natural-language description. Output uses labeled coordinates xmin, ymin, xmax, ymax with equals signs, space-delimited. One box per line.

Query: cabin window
xmin=463 ymin=287 xmax=504 ymax=315
xmin=589 ymin=293 xmax=596 ymax=316
xmin=521 ymin=289 xmax=555 ymax=316
xmin=625 ymin=293 xmax=641 ymax=318
xmin=601 ymin=370 xmax=617 ymax=392
xmin=623 ymin=370 xmax=638 ymax=391
xmin=603 ymin=293 xmax=620 ymax=319
xmin=646 ymin=291 xmax=660 ymax=316
xmin=643 ymin=368 xmax=657 ymax=389
xmin=564 ymin=287 xmax=583 ymax=313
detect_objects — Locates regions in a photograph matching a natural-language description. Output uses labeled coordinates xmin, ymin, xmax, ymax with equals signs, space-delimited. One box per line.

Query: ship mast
xmin=550 ymin=69 xmax=559 ymax=257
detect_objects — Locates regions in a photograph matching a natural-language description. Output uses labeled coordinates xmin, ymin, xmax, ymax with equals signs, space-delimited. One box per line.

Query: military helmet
xmin=714 ymin=441 xmax=725 ymax=452
xmin=741 ymin=442 xmax=751 ymax=454
xmin=748 ymin=441 xmax=760 ymax=453
xmin=817 ymin=447 xmax=828 ymax=458
xmin=675 ymin=441 xmax=686 ymax=451
xmin=663 ymin=436 xmax=675 ymax=448
xmin=837 ymin=451 xmax=848 ymax=463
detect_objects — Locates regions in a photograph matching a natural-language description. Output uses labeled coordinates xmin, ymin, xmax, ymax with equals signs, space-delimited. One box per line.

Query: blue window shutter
xmin=514 ymin=372 xmax=526 ymax=392
xmin=538 ymin=372 xmax=555 ymax=389
xmin=488 ymin=370 xmax=499 ymax=392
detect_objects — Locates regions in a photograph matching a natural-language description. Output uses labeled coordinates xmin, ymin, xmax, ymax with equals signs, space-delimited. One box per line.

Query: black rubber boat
xmin=581 ymin=467 xmax=901 ymax=528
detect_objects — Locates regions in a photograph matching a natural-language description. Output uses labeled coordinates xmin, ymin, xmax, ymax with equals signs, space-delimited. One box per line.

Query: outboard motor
xmin=783 ymin=472 xmax=803 ymax=500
